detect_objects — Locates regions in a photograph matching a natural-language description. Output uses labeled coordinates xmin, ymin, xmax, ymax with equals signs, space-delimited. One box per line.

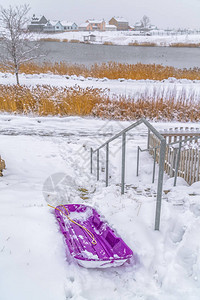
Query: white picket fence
xmin=149 ymin=127 xmax=200 ymax=185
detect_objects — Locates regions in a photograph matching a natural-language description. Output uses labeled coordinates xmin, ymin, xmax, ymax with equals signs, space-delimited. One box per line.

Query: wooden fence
xmin=0 ymin=156 xmax=6 ymax=176
xmin=149 ymin=127 xmax=200 ymax=185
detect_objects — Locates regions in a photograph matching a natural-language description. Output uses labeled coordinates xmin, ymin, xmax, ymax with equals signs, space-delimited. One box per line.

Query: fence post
xmin=90 ymin=148 xmax=93 ymax=174
xmin=106 ymin=143 xmax=109 ymax=187
xmin=155 ymin=139 xmax=166 ymax=231
xmin=152 ymin=147 xmax=157 ymax=183
xmin=174 ymin=142 xmax=182 ymax=186
xmin=97 ymin=149 xmax=99 ymax=181
xmin=136 ymin=146 xmax=140 ymax=176
xmin=121 ymin=132 xmax=126 ymax=194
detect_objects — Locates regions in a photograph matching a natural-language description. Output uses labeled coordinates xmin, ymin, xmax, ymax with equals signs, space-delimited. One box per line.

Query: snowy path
xmin=1 ymin=72 xmax=200 ymax=100
xmin=1 ymin=115 xmax=200 ymax=300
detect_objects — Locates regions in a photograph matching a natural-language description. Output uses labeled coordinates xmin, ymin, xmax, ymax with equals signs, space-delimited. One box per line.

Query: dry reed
xmin=2 ymin=62 xmax=199 ymax=81
xmin=39 ymin=38 xmax=61 ymax=42
xmin=129 ymin=42 xmax=157 ymax=47
xmin=170 ymin=43 xmax=200 ymax=48
xmin=69 ymin=39 xmax=80 ymax=43
xmin=0 ymin=84 xmax=199 ymax=122
xmin=103 ymin=42 xmax=114 ymax=45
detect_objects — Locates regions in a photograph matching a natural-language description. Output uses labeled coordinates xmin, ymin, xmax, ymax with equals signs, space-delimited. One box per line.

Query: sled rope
xmin=48 ymin=204 xmax=97 ymax=245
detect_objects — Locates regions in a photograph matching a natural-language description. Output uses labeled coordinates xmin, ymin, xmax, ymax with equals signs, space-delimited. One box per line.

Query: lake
xmin=39 ymin=41 xmax=200 ymax=69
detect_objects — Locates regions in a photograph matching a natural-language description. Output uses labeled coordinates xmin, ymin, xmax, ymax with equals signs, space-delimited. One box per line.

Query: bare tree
xmin=141 ymin=15 xmax=150 ymax=29
xmin=0 ymin=5 xmax=43 ymax=84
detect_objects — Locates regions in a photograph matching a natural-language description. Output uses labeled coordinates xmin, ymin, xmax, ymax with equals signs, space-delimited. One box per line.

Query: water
xmin=39 ymin=41 xmax=200 ymax=69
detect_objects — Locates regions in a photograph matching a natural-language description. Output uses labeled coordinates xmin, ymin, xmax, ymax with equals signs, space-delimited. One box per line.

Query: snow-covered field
xmin=1 ymin=72 xmax=200 ymax=101
xmin=33 ymin=31 xmax=200 ymax=46
xmin=1 ymin=114 xmax=200 ymax=300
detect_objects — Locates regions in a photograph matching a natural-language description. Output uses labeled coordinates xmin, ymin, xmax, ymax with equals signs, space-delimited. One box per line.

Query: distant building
xmin=109 ymin=17 xmax=129 ymax=31
xmin=61 ymin=21 xmax=78 ymax=31
xmin=27 ymin=14 xmax=47 ymax=32
xmin=86 ymin=19 xmax=106 ymax=31
xmin=83 ymin=34 xmax=96 ymax=42
xmin=43 ymin=20 xmax=63 ymax=32
xmin=105 ymin=23 xmax=117 ymax=31
xmin=78 ymin=22 xmax=93 ymax=31
xmin=133 ymin=21 xmax=157 ymax=33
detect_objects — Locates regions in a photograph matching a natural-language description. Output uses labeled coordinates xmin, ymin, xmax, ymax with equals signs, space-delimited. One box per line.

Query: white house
xmin=43 ymin=20 xmax=63 ymax=32
xmin=61 ymin=21 xmax=78 ymax=31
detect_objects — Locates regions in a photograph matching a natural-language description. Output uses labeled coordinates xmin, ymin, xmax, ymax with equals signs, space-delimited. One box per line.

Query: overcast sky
xmin=1 ymin=0 xmax=200 ymax=29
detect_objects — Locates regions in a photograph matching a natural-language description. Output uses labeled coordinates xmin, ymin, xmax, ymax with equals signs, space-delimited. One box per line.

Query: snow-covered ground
xmin=33 ymin=31 xmax=200 ymax=46
xmin=1 ymin=114 xmax=200 ymax=300
xmin=1 ymin=72 xmax=200 ymax=101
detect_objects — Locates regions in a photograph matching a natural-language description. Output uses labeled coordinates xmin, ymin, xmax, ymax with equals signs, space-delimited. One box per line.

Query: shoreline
xmin=32 ymin=31 xmax=200 ymax=47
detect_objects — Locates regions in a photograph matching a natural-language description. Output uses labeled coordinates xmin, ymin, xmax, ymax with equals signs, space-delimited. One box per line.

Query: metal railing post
xmin=121 ymin=132 xmax=126 ymax=194
xmin=155 ymin=139 xmax=166 ymax=231
xmin=152 ymin=148 xmax=157 ymax=183
xmin=106 ymin=143 xmax=109 ymax=187
xmin=147 ymin=128 xmax=150 ymax=149
xmin=174 ymin=142 xmax=182 ymax=186
xmin=136 ymin=146 xmax=140 ymax=176
xmin=97 ymin=149 xmax=100 ymax=181
xmin=90 ymin=148 xmax=93 ymax=174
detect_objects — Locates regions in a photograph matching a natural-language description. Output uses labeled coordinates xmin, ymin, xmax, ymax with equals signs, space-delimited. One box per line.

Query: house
xmin=78 ymin=22 xmax=93 ymax=31
xmin=61 ymin=21 xmax=78 ymax=31
xmin=134 ymin=21 xmax=143 ymax=31
xmin=83 ymin=34 xmax=96 ymax=42
xmin=43 ymin=20 xmax=63 ymax=32
xmin=27 ymin=14 xmax=47 ymax=32
xmin=105 ymin=24 xmax=117 ymax=31
xmin=109 ymin=17 xmax=129 ymax=31
xmin=86 ymin=19 xmax=106 ymax=31
xmin=133 ymin=21 xmax=156 ymax=33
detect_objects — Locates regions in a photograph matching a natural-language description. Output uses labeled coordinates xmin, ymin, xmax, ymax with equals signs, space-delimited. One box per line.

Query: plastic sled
xmin=54 ymin=204 xmax=133 ymax=268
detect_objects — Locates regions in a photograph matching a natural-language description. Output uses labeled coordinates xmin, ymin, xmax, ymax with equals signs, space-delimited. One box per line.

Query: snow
xmin=0 ymin=72 xmax=200 ymax=102
xmin=29 ymin=30 xmax=200 ymax=46
xmin=0 ymin=114 xmax=200 ymax=299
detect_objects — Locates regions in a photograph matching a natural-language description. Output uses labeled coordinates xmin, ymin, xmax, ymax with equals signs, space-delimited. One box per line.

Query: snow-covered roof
xmin=114 ymin=17 xmax=128 ymax=23
xmin=48 ymin=20 xmax=60 ymax=26
xmin=87 ymin=19 xmax=104 ymax=24
xmin=135 ymin=22 xmax=142 ymax=27
xmin=61 ymin=21 xmax=75 ymax=27
xmin=31 ymin=14 xmax=40 ymax=21
xmin=79 ymin=23 xmax=90 ymax=27
xmin=31 ymin=15 xmax=46 ymax=22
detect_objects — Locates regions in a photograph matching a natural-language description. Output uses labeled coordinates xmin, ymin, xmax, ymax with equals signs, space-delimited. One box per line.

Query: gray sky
xmin=1 ymin=0 xmax=200 ymax=29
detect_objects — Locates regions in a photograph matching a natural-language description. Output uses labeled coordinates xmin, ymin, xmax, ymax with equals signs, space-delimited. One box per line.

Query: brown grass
xmin=70 ymin=39 xmax=80 ymax=43
xmin=103 ymin=42 xmax=114 ymax=45
xmin=2 ymin=62 xmax=198 ymax=81
xmin=170 ymin=43 xmax=200 ymax=48
xmin=39 ymin=38 xmax=61 ymax=42
xmin=0 ymin=84 xmax=200 ymax=122
xmin=129 ymin=42 xmax=157 ymax=47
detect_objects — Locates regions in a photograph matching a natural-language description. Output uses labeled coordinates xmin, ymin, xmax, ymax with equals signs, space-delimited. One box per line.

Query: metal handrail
xmin=90 ymin=118 xmax=166 ymax=231
xmin=92 ymin=118 xmax=165 ymax=153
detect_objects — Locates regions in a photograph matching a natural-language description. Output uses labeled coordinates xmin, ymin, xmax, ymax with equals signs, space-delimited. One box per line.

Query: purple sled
xmin=55 ymin=204 xmax=133 ymax=268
